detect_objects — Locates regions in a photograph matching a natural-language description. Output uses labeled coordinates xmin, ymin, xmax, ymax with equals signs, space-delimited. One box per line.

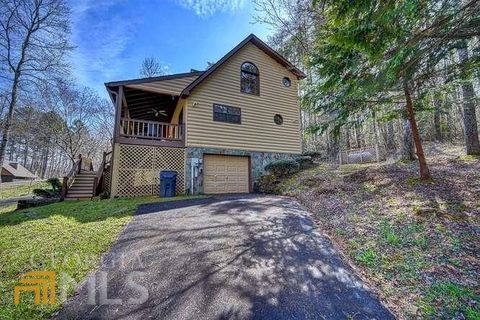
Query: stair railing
xmin=93 ymin=151 xmax=112 ymax=196
xmin=61 ymin=155 xmax=83 ymax=199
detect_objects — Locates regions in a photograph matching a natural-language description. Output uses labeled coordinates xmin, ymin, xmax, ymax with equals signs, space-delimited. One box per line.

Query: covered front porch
xmin=106 ymin=72 xmax=201 ymax=147
xmin=111 ymin=86 xmax=185 ymax=147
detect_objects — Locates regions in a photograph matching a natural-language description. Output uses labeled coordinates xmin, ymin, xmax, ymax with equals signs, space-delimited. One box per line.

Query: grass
xmin=0 ymin=181 xmax=48 ymax=200
xmin=458 ymin=154 xmax=480 ymax=162
xmin=354 ymin=248 xmax=377 ymax=267
xmin=419 ymin=282 xmax=480 ymax=319
xmin=0 ymin=195 xmax=205 ymax=320
xmin=275 ymin=143 xmax=480 ymax=319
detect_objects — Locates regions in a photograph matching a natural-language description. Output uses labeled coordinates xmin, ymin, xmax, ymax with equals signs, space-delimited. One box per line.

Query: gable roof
xmin=181 ymin=34 xmax=306 ymax=97
xmin=1 ymin=162 xmax=37 ymax=179
xmin=105 ymin=71 xmax=204 ymax=88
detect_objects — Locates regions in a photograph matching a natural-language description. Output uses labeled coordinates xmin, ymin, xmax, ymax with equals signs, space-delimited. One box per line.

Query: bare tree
xmin=457 ymin=41 xmax=480 ymax=155
xmin=39 ymin=80 xmax=105 ymax=165
xmin=139 ymin=57 xmax=167 ymax=78
xmin=0 ymin=0 xmax=72 ymax=166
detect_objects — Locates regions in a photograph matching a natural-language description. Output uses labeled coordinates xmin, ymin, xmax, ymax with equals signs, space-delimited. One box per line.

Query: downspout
xmin=191 ymin=160 xmax=195 ymax=195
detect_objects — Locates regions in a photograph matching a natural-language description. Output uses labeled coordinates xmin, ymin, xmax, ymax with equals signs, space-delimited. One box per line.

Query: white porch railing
xmin=119 ymin=118 xmax=184 ymax=141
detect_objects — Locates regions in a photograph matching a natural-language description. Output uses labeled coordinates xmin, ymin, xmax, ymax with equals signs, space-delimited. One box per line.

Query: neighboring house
xmin=105 ymin=34 xmax=305 ymax=197
xmin=1 ymin=162 xmax=37 ymax=183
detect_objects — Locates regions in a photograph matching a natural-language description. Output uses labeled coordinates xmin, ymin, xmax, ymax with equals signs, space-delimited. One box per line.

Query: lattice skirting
xmin=102 ymin=166 xmax=111 ymax=194
xmin=114 ymin=144 xmax=185 ymax=197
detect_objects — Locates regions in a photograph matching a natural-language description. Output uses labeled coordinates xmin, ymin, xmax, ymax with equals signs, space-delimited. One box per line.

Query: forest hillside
xmin=266 ymin=143 xmax=479 ymax=319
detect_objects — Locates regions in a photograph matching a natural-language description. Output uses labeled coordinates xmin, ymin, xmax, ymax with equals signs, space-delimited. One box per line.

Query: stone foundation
xmin=185 ymin=147 xmax=298 ymax=194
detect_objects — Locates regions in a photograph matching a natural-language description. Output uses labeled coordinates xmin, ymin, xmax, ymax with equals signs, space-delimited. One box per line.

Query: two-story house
xmin=104 ymin=34 xmax=305 ymax=197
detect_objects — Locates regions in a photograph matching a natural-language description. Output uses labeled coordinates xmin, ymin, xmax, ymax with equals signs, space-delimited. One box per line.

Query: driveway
xmin=55 ymin=195 xmax=394 ymax=319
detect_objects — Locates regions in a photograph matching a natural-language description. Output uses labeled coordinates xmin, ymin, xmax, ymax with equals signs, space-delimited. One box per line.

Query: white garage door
xmin=203 ymin=155 xmax=249 ymax=194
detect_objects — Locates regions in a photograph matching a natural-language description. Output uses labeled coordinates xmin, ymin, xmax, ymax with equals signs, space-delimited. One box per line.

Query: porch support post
xmin=110 ymin=86 xmax=123 ymax=198
xmin=110 ymin=143 xmax=121 ymax=198
xmin=122 ymin=91 xmax=130 ymax=118
xmin=113 ymin=86 xmax=123 ymax=143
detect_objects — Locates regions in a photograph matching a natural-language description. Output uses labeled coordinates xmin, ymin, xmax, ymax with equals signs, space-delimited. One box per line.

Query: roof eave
xmin=104 ymin=71 xmax=204 ymax=88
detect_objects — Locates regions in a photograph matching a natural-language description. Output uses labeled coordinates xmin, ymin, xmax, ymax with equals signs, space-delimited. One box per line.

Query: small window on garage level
xmin=213 ymin=104 xmax=241 ymax=124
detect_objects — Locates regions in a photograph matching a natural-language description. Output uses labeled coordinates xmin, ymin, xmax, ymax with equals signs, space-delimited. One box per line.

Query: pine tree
xmin=309 ymin=0 xmax=480 ymax=179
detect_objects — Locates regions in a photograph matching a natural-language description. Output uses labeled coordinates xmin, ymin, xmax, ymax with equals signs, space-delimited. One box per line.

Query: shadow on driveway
xmin=55 ymin=195 xmax=394 ymax=320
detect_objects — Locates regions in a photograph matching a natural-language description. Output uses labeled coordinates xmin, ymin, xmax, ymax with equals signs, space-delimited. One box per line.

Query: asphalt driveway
xmin=55 ymin=195 xmax=394 ymax=320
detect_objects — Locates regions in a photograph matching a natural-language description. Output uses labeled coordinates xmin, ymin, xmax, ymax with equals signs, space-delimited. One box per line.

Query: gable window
xmin=213 ymin=104 xmax=241 ymax=124
xmin=240 ymin=62 xmax=259 ymax=95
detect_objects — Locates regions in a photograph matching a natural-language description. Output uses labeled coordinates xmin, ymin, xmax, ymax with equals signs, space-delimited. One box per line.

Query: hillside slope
xmin=277 ymin=144 xmax=479 ymax=319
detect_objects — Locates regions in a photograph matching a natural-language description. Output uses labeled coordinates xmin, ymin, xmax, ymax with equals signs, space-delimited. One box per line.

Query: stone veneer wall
xmin=185 ymin=147 xmax=298 ymax=194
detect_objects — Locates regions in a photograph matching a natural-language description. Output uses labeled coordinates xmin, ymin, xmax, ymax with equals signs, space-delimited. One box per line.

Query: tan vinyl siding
xmin=186 ymin=42 xmax=301 ymax=154
xmin=126 ymin=75 xmax=199 ymax=96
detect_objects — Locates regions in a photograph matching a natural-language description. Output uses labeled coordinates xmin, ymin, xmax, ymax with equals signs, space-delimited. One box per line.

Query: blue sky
xmin=70 ymin=0 xmax=271 ymax=96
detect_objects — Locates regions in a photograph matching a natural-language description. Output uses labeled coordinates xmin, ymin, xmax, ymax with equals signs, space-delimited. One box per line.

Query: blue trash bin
xmin=160 ymin=171 xmax=177 ymax=197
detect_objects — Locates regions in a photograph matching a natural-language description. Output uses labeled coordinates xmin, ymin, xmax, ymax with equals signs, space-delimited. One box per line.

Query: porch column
xmin=110 ymin=143 xmax=121 ymax=198
xmin=113 ymin=85 xmax=123 ymax=143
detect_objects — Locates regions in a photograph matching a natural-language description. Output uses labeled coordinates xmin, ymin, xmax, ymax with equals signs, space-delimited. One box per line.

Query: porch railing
xmin=119 ymin=118 xmax=184 ymax=141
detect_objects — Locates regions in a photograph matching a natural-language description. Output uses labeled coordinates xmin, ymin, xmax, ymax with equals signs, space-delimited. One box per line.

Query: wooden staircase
xmin=65 ymin=170 xmax=96 ymax=199
xmin=61 ymin=152 xmax=111 ymax=200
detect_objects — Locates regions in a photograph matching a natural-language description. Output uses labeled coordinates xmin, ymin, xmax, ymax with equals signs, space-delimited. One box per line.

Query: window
xmin=283 ymin=77 xmax=291 ymax=87
xmin=274 ymin=114 xmax=283 ymax=125
xmin=213 ymin=104 xmax=241 ymax=124
xmin=241 ymin=62 xmax=259 ymax=95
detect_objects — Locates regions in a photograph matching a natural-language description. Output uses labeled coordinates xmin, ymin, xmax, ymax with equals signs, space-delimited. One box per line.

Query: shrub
xmin=295 ymin=156 xmax=314 ymax=169
xmin=255 ymin=174 xmax=280 ymax=194
xmin=264 ymin=159 xmax=300 ymax=178
xmin=302 ymin=150 xmax=322 ymax=157
xmin=99 ymin=192 xmax=110 ymax=200
xmin=32 ymin=177 xmax=62 ymax=198
xmin=32 ymin=188 xmax=57 ymax=198
xmin=302 ymin=150 xmax=328 ymax=161
xmin=46 ymin=177 xmax=62 ymax=191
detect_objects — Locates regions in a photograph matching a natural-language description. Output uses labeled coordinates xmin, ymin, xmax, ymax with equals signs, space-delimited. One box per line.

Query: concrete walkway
xmin=55 ymin=195 xmax=394 ymax=320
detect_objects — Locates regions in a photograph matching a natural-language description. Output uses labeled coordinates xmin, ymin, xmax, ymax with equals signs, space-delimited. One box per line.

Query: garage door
xmin=203 ymin=155 xmax=249 ymax=194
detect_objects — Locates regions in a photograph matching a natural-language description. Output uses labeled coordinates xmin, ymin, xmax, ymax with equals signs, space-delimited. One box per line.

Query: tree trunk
xmin=7 ymin=138 xmax=15 ymax=162
xmin=40 ymin=147 xmax=49 ymax=178
xmin=404 ymin=81 xmax=431 ymax=180
xmin=345 ymin=127 xmax=351 ymax=149
xmin=402 ymin=120 xmax=416 ymax=161
xmin=386 ymin=121 xmax=396 ymax=152
xmin=0 ymin=67 xmax=21 ymax=166
xmin=457 ymin=41 xmax=480 ymax=155
xmin=23 ymin=139 xmax=29 ymax=166
xmin=433 ymin=111 xmax=442 ymax=141
xmin=327 ymin=132 xmax=340 ymax=160
xmin=354 ymin=119 xmax=362 ymax=148
xmin=372 ymin=110 xmax=380 ymax=162
xmin=433 ymin=97 xmax=442 ymax=141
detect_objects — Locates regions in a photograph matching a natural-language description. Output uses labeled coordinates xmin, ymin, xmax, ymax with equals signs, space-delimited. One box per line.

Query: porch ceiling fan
xmin=148 ymin=108 xmax=168 ymax=117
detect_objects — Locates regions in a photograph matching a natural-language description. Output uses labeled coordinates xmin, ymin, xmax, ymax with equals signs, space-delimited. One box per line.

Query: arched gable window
xmin=240 ymin=62 xmax=259 ymax=95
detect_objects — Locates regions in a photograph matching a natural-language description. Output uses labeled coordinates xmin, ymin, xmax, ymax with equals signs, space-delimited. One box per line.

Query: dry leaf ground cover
xmin=278 ymin=144 xmax=479 ymax=319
